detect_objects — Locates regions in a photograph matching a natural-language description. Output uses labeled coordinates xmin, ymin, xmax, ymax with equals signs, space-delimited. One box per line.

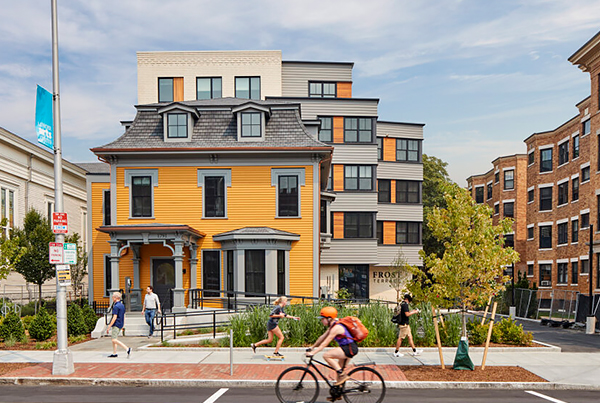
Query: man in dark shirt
xmin=106 ymin=292 xmax=131 ymax=358
xmin=393 ymin=294 xmax=422 ymax=357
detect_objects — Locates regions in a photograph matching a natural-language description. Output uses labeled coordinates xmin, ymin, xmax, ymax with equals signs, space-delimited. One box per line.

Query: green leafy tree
xmin=67 ymin=303 xmax=87 ymax=337
xmin=64 ymin=233 xmax=88 ymax=299
xmin=28 ymin=306 xmax=56 ymax=341
xmin=0 ymin=218 xmax=26 ymax=280
xmin=0 ymin=311 xmax=26 ymax=342
xmin=407 ymin=182 xmax=519 ymax=337
xmin=12 ymin=210 xmax=55 ymax=304
xmin=422 ymin=154 xmax=453 ymax=259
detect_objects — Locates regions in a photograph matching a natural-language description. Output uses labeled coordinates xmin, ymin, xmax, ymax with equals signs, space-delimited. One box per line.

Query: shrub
xmin=35 ymin=340 xmax=57 ymax=350
xmin=466 ymin=319 xmax=488 ymax=345
xmin=81 ymin=304 xmax=99 ymax=334
xmin=439 ymin=313 xmax=461 ymax=347
xmin=21 ymin=315 xmax=35 ymax=330
xmin=28 ymin=306 xmax=56 ymax=341
xmin=0 ymin=311 xmax=26 ymax=342
xmin=20 ymin=301 xmax=37 ymax=317
xmin=495 ymin=318 xmax=533 ymax=345
xmin=68 ymin=334 xmax=87 ymax=344
xmin=67 ymin=304 xmax=87 ymax=337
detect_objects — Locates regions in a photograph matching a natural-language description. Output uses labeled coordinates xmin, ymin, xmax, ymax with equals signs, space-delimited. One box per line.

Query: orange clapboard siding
xmin=333 ymin=212 xmax=344 ymax=239
xmin=383 ymin=221 xmax=396 ymax=245
xmin=383 ymin=137 xmax=396 ymax=161
xmin=337 ymin=82 xmax=352 ymax=98
xmin=91 ymin=182 xmax=111 ymax=302
xmin=333 ymin=117 xmax=344 ymax=143
xmin=390 ymin=180 xmax=396 ymax=203
xmin=173 ymin=77 xmax=184 ymax=101
xmin=333 ymin=165 xmax=345 ymax=191
xmin=112 ymin=165 xmax=315 ymax=298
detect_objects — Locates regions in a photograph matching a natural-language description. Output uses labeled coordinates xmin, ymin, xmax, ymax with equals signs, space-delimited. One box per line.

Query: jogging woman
xmin=251 ymin=296 xmax=299 ymax=356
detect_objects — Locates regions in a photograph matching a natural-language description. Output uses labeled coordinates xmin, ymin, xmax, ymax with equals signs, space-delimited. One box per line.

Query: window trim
xmin=197 ymin=169 xmax=232 ymax=219
xmin=378 ymin=179 xmax=391 ymax=203
xmin=343 ymin=165 xmax=374 ymax=191
xmin=318 ymin=116 xmax=333 ymax=143
xmin=344 ymin=212 xmax=374 ymax=239
xmin=102 ymin=189 xmax=111 ymax=226
xmin=396 ymin=180 xmax=422 ymax=204
xmin=272 ymin=168 xmax=305 ymax=219
xmin=396 ymin=221 xmax=422 ymax=245
xmin=396 ymin=138 xmax=422 ymax=163
xmin=196 ymin=76 xmax=222 ymax=100
xmin=0 ymin=185 xmax=17 ymax=237
xmin=343 ymin=117 xmax=374 ymax=143
xmin=158 ymin=77 xmax=174 ymax=103
xmin=308 ymin=81 xmax=337 ymax=98
xmin=202 ymin=249 xmax=222 ymax=296
xmin=235 ymin=76 xmax=261 ymax=100
xmin=124 ymin=169 xmax=158 ymax=219
xmin=503 ymin=169 xmax=515 ymax=190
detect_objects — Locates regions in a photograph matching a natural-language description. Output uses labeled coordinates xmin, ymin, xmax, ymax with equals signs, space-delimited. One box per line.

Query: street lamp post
xmin=587 ymin=224 xmax=596 ymax=334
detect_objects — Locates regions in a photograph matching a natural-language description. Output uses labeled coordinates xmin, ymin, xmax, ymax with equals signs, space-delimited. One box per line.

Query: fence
xmin=495 ymin=287 xmax=580 ymax=321
xmin=574 ymin=294 xmax=600 ymax=330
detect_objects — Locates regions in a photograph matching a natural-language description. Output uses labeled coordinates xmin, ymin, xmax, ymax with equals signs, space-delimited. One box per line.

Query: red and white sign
xmin=49 ymin=242 xmax=63 ymax=264
xmin=52 ymin=212 xmax=68 ymax=234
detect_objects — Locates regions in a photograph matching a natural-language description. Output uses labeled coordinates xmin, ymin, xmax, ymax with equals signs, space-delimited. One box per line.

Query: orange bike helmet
xmin=319 ymin=306 xmax=338 ymax=319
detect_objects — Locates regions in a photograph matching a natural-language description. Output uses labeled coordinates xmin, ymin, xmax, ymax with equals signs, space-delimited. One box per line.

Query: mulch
xmin=400 ymin=365 xmax=547 ymax=382
xmin=0 ymin=335 xmax=92 ymax=350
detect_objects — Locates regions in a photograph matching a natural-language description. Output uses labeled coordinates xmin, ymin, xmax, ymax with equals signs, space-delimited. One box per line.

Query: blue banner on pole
xmin=35 ymin=85 xmax=54 ymax=149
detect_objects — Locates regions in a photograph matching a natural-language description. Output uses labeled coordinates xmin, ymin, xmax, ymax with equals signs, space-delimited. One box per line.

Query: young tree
xmin=407 ymin=182 xmax=519 ymax=336
xmin=12 ymin=209 xmax=55 ymax=304
xmin=65 ymin=232 xmax=88 ymax=299
xmin=0 ymin=218 xmax=25 ymax=280
xmin=387 ymin=250 xmax=414 ymax=302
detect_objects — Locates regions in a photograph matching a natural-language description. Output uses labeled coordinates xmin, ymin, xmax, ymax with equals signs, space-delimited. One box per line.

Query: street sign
xmin=55 ymin=265 xmax=71 ymax=287
xmin=63 ymin=243 xmax=77 ymax=265
xmin=49 ymin=242 xmax=63 ymax=264
xmin=52 ymin=212 xmax=68 ymax=234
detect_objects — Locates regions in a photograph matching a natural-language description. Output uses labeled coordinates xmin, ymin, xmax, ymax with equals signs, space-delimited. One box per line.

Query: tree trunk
xmin=461 ymin=303 xmax=467 ymax=338
xmin=38 ymin=282 xmax=43 ymax=307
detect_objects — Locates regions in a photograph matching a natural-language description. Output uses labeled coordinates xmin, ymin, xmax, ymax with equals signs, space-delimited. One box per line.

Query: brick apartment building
xmin=467 ymin=31 xmax=600 ymax=296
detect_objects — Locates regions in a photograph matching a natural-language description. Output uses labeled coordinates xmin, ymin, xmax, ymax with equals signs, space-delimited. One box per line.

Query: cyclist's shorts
xmin=341 ymin=342 xmax=358 ymax=358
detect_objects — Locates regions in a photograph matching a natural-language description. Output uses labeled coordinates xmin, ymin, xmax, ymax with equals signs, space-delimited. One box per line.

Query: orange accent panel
xmin=333 ymin=212 xmax=344 ymax=239
xmin=383 ymin=221 xmax=396 ymax=245
xmin=383 ymin=137 xmax=396 ymax=161
xmin=333 ymin=165 xmax=345 ymax=191
xmin=173 ymin=77 xmax=184 ymax=102
xmin=390 ymin=180 xmax=396 ymax=203
xmin=337 ymin=82 xmax=352 ymax=98
xmin=333 ymin=117 xmax=344 ymax=143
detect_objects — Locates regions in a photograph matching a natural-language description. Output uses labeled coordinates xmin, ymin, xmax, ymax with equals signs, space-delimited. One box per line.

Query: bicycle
xmin=275 ymin=355 xmax=386 ymax=403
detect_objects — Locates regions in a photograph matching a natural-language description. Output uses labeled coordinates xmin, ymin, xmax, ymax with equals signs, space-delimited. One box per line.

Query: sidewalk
xmin=1 ymin=337 xmax=600 ymax=390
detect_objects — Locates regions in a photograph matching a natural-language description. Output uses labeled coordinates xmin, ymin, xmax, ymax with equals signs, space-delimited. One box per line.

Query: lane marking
xmin=525 ymin=390 xmax=568 ymax=403
xmin=203 ymin=388 xmax=229 ymax=403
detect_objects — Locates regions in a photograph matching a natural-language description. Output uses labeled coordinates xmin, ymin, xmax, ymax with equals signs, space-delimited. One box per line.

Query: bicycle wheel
xmin=343 ymin=366 xmax=386 ymax=403
xmin=275 ymin=366 xmax=320 ymax=403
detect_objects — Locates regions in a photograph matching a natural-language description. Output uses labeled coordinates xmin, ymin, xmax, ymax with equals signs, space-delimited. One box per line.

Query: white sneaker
xmin=411 ymin=349 xmax=423 ymax=356
xmin=393 ymin=351 xmax=404 ymax=357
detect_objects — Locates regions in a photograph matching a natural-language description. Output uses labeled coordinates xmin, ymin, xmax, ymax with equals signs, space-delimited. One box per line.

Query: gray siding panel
xmin=299 ymin=101 xmax=378 ymax=119
xmin=321 ymin=239 xmax=379 ymax=264
xmin=332 ymin=145 xmax=378 ymax=165
xmin=377 ymin=162 xmax=423 ymax=180
xmin=282 ymin=64 xmax=353 ymax=97
xmin=377 ymin=204 xmax=423 ymax=221
xmin=377 ymin=123 xmax=423 ymax=140
xmin=331 ymin=192 xmax=378 ymax=212
xmin=376 ymin=245 xmax=422 ymax=266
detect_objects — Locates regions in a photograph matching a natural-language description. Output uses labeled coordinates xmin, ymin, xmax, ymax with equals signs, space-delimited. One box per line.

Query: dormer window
xmin=241 ymin=112 xmax=261 ymax=137
xmin=158 ymin=104 xmax=199 ymax=142
xmin=167 ymin=113 xmax=188 ymax=138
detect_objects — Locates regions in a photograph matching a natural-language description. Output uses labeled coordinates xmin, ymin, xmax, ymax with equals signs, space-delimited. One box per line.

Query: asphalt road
xmin=0 ymin=386 xmax=598 ymax=403
xmin=514 ymin=318 xmax=600 ymax=352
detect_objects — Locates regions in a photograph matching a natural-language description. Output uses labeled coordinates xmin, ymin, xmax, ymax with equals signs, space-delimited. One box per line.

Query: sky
xmin=1 ymin=0 xmax=600 ymax=185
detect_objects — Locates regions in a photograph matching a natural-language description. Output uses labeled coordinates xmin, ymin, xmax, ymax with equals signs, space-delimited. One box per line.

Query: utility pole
xmin=51 ymin=0 xmax=74 ymax=375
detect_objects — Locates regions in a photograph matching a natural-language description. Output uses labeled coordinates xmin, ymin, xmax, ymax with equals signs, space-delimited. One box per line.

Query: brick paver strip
xmin=1 ymin=363 xmax=408 ymax=381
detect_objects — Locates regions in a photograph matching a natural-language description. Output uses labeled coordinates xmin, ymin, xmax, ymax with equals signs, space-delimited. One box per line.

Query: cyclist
xmin=306 ymin=306 xmax=357 ymax=386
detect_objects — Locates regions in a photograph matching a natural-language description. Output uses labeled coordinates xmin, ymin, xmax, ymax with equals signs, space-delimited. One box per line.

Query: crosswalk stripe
xmin=525 ymin=390 xmax=568 ymax=403
xmin=203 ymin=388 xmax=229 ymax=403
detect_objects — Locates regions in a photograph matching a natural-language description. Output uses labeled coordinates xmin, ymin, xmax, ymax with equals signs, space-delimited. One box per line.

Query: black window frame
xmin=343 ymin=117 xmax=373 ymax=143
xmin=528 ymin=188 xmax=534 ymax=203
xmin=557 ymin=222 xmax=568 ymax=245
xmin=540 ymin=148 xmax=553 ymax=172
xmin=158 ymin=77 xmax=174 ymax=103
xmin=504 ymin=234 xmax=514 ymax=248
xmin=572 ymin=261 xmax=578 ymax=284
xmin=503 ymin=202 xmax=514 ymax=218
xmin=235 ymin=76 xmax=261 ymax=100
xmin=131 ymin=175 xmax=152 ymax=218
xmin=539 ymin=225 xmax=552 ymax=249
xmin=167 ymin=113 xmax=188 ymax=138
xmin=486 ymin=182 xmax=493 ymax=200
xmin=572 ymin=219 xmax=579 ymax=243
xmin=494 ymin=171 xmax=499 ymax=183
xmin=539 ymin=187 xmax=552 ymax=211
xmin=582 ymin=212 xmax=590 ymax=229
xmin=396 ymin=180 xmax=421 ymax=204
xmin=104 ymin=255 xmax=112 ymax=297
xmin=558 ymin=181 xmax=569 ymax=206
xmin=396 ymin=138 xmax=421 ymax=162
xmin=309 ymin=81 xmax=336 ymax=98
xmin=277 ymin=250 xmax=286 ymax=295
xmin=582 ymin=166 xmax=591 ymax=182
xmin=527 ymin=226 xmax=534 ymax=239
xmin=344 ymin=165 xmax=373 ymax=191
xmin=504 ymin=170 xmax=514 ymax=190
xmin=573 ymin=135 xmax=580 ymax=159
xmin=339 ymin=265 xmax=369 ymax=300
xmin=572 ymin=177 xmax=579 ymax=201
xmin=318 ymin=117 xmax=333 ymax=142
xmin=583 ymin=119 xmax=591 ymax=136
xmin=376 ymin=221 xmax=383 ymax=245
xmin=557 ymin=262 xmax=568 ymax=284
xmin=494 ymin=203 xmax=499 ymax=215
xmin=344 ymin=213 xmax=374 ymax=239
xmin=278 ymin=175 xmax=299 ymax=217
xmin=196 ymin=77 xmax=222 ymax=100
xmin=245 ymin=250 xmax=265 ymax=293
xmin=202 ymin=250 xmax=221 ymax=297
xmin=396 ymin=221 xmax=422 ymax=245
xmin=378 ymin=179 xmax=391 ymax=203
xmin=539 ymin=263 xmax=552 ymax=285
xmin=475 ymin=187 xmax=484 ymax=204
xmin=528 ymin=151 xmax=534 ymax=165
xmin=204 ymin=176 xmax=225 ymax=218
xmin=558 ymin=141 xmax=569 ymax=165
xmin=377 ymin=137 xmax=383 ymax=160
xmin=103 ymin=189 xmax=111 ymax=226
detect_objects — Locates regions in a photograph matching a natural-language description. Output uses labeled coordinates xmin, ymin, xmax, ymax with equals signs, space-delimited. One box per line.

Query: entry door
xmin=153 ymin=258 xmax=175 ymax=311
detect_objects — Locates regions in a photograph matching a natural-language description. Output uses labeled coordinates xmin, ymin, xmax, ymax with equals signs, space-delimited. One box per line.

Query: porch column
xmin=189 ymin=244 xmax=198 ymax=290
xmin=108 ymin=240 xmax=120 ymax=294
xmin=235 ymin=249 xmax=245 ymax=292
xmin=265 ymin=249 xmax=277 ymax=294
xmin=172 ymin=239 xmax=186 ymax=313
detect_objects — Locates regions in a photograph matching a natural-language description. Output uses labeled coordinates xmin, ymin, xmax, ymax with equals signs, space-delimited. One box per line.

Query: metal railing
xmin=157 ymin=308 xmax=232 ymax=342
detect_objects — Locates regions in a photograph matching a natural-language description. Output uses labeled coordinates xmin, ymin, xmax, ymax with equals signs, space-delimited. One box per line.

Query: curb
xmin=1 ymin=377 xmax=599 ymax=390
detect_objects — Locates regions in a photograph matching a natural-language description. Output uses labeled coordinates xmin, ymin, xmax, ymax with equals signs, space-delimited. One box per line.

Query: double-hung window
xmin=241 ymin=112 xmax=261 ymax=137
xmin=583 ymin=119 xmax=591 ymax=136
xmin=0 ymin=187 xmax=15 ymax=237
xmin=318 ymin=117 xmax=333 ymax=142
xmin=377 ymin=138 xmax=383 ymax=160
xmin=378 ymin=179 xmax=391 ymax=203
xmin=132 ymin=176 xmax=152 ymax=217
xmin=582 ymin=165 xmax=591 ymax=182
xmin=540 ymin=148 xmax=552 ymax=172
xmin=396 ymin=139 xmax=421 ymax=162
xmin=204 ymin=177 xmax=225 ymax=218
xmin=235 ymin=76 xmax=260 ymax=100
xmin=539 ymin=225 xmax=552 ymax=249
xmin=572 ymin=219 xmax=579 ymax=243
xmin=344 ymin=213 xmax=373 ymax=238
xmin=528 ymin=151 xmax=534 ymax=165
xmin=528 ymin=188 xmax=534 ymax=203
xmin=102 ymin=189 xmax=111 ymax=225
xmin=397 ymin=180 xmax=421 ymax=203
xmin=309 ymin=82 xmax=336 ymax=98
xmin=558 ymin=141 xmax=569 ymax=165
xmin=487 ymin=183 xmax=492 ymax=200
xmin=558 ymin=222 xmax=568 ymax=245
xmin=503 ymin=202 xmax=514 ymax=218
xmin=344 ymin=166 xmax=373 ymax=191
xmin=572 ymin=177 xmax=579 ymax=201
xmin=557 ymin=263 xmax=568 ymax=284
xmin=504 ymin=170 xmax=514 ymax=190
xmin=572 ymin=261 xmax=578 ymax=284
xmin=167 ymin=113 xmax=188 ymax=138
xmin=376 ymin=221 xmax=383 ymax=244
xmin=475 ymin=187 xmax=484 ymax=203
xmin=582 ymin=212 xmax=590 ymax=228
xmin=344 ymin=118 xmax=372 ymax=143
xmin=396 ymin=222 xmax=421 ymax=244
xmin=278 ymin=175 xmax=299 ymax=217
xmin=539 ymin=264 xmax=552 ymax=286
xmin=245 ymin=250 xmax=265 ymax=293
xmin=539 ymin=187 xmax=552 ymax=211
xmin=197 ymin=77 xmax=222 ymax=99
xmin=558 ymin=182 xmax=568 ymax=206
xmin=573 ymin=135 xmax=580 ymax=159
